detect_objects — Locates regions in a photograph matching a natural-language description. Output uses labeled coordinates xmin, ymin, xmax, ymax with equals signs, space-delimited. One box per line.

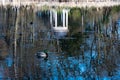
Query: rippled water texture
xmin=0 ymin=6 xmax=120 ymax=80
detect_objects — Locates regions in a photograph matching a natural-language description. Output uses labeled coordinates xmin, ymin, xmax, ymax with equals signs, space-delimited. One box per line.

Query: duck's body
xmin=35 ymin=51 xmax=48 ymax=59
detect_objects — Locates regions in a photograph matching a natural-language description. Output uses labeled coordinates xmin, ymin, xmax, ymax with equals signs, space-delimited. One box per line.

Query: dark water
xmin=0 ymin=6 xmax=120 ymax=80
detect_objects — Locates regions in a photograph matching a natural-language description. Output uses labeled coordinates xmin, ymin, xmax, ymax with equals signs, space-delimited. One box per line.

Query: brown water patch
xmin=0 ymin=39 xmax=8 ymax=58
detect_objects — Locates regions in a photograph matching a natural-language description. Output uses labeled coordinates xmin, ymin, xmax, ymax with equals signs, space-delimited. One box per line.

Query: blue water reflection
xmin=36 ymin=35 xmax=120 ymax=79
xmin=117 ymin=20 xmax=120 ymax=39
xmin=76 ymin=76 xmax=84 ymax=80
xmin=0 ymin=65 xmax=4 ymax=79
xmin=78 ymin=63 xmax=86 ymax=73
xmin=5 ymin=56 xmax=13 ymax=67
xmin=0 ymin=72 xmax=4 ymax=79
xmin=38 ymin=52 xmax=89 ymax=79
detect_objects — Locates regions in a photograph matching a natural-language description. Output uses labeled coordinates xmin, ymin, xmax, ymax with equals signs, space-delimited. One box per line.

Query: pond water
xmin=0 ymin=6 xmax=120 ymax=80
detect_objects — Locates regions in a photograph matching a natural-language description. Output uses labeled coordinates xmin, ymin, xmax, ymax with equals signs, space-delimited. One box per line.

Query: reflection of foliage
xmin=5 ymin=6 xmax=15 ymax=46
xmin=104 ymin=55 xmax=117 ymax=76
xmin=93 ymin=52 xmax=118 ymax=76
xmin=59 ymin=32 xmax=83 ymax=56
xmin=41 ymin=5 xmax=49 ymax=11
xmin=85 ymin=25 xmax=93 ymax=31
xmin=102 ymin=6 xmax=120 ymax=24
xmin=91 ymin=7 xmax=97 ymax=12
xmin=102 ymin=7 xmax=111 ymax=24
xmin=26 ymin=6 xmax=34 ymax=22
xmin=87 ymin=6 xmax=97 ymax=14
xmin=69 ymin=8 xmax=81 ymax=28
xmin=70 ymin=8 xmax=81 ymax=21
xmin=111 ymin=5 xmax=120 ymax=13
